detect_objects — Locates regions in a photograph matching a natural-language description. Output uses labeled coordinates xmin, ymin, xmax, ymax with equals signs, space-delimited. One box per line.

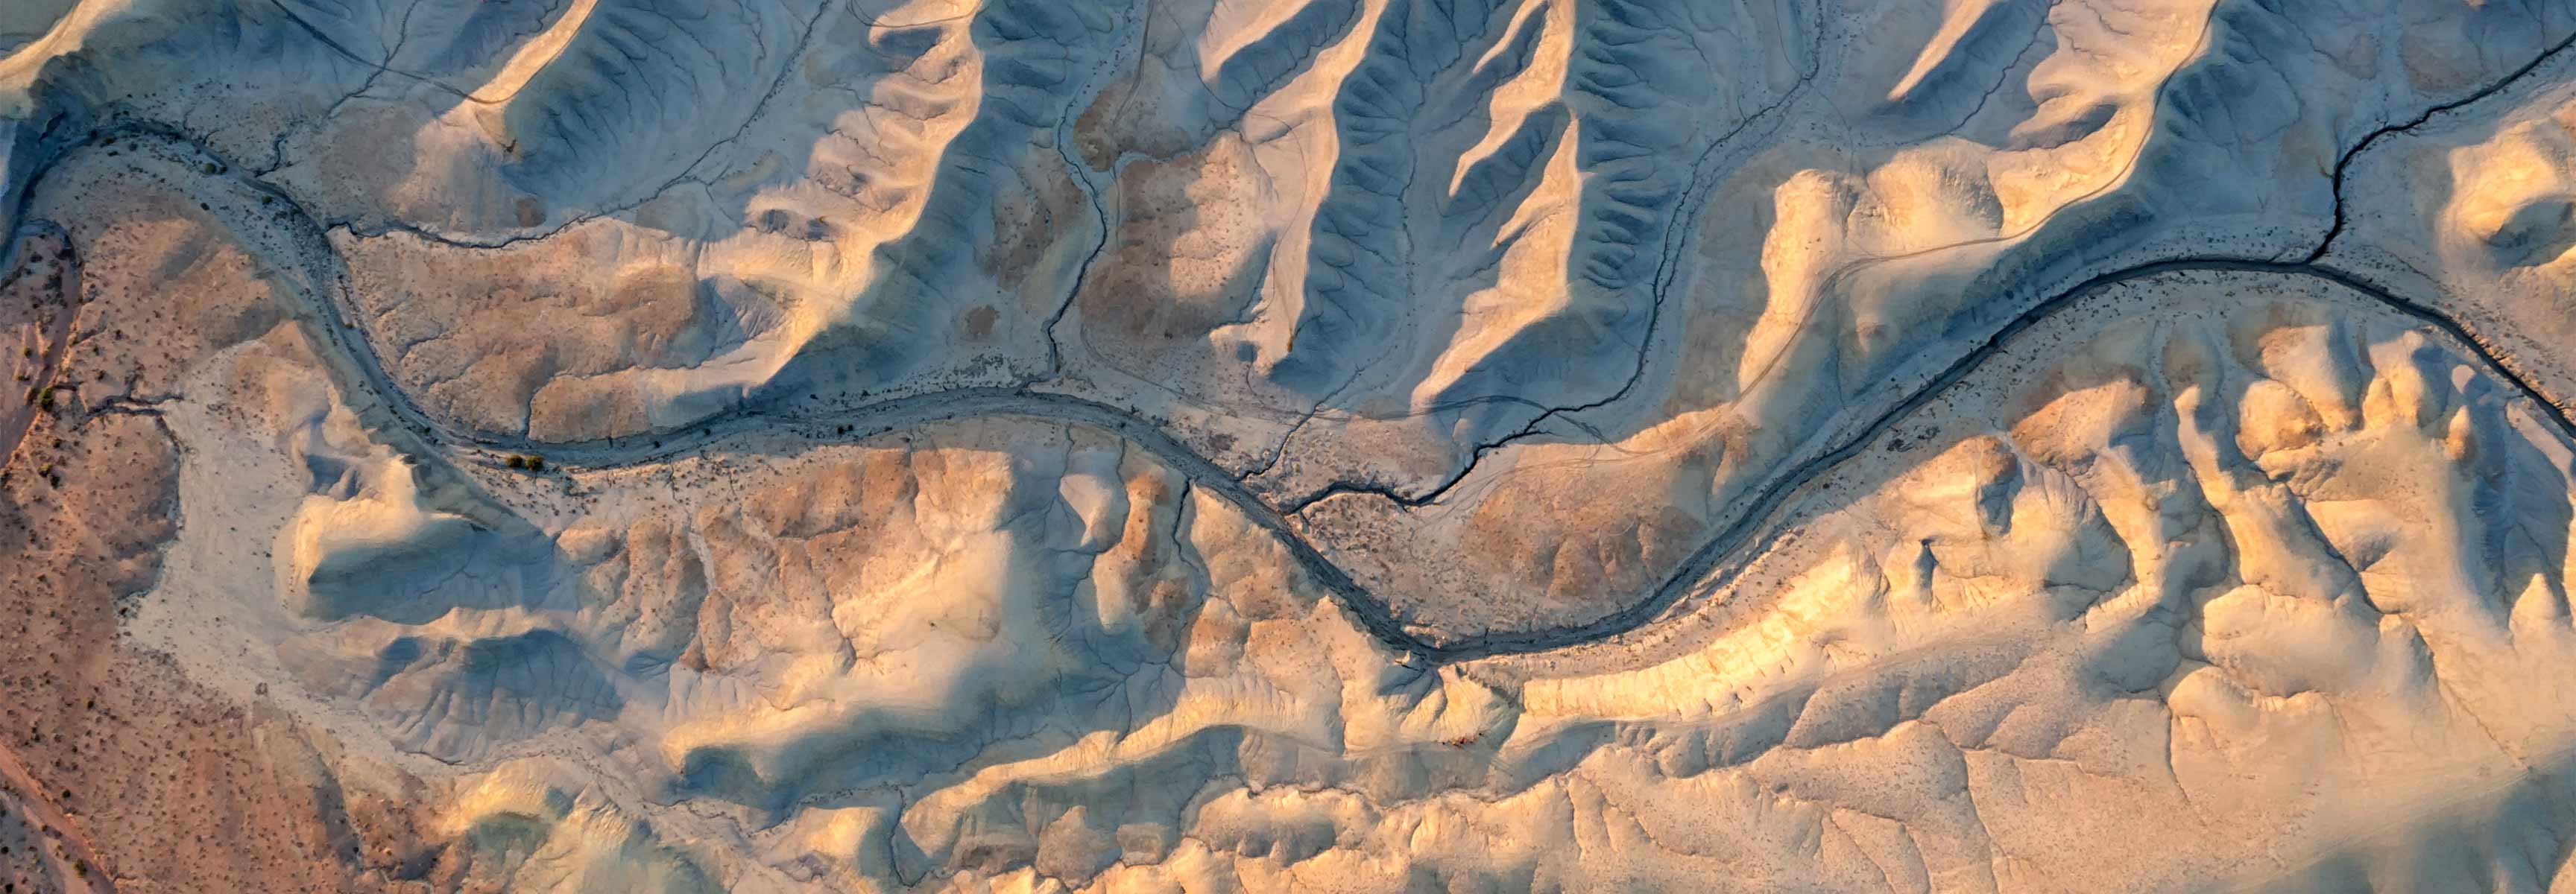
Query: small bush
xmin=505 ymin=455 xmax=525 ymax=469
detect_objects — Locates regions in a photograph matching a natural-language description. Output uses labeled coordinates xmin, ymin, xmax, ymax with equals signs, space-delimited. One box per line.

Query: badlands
xmin=0 ymin=0 xmax=2575 ymax=890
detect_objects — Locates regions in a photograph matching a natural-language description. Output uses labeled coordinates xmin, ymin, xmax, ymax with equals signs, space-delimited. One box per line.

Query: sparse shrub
xmin=505 ymin=455 xmax=525 ymax=469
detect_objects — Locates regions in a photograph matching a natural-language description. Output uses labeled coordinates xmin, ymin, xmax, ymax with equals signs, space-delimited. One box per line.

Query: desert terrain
xmin=3 ymin=0 xmax=2576 ymax=890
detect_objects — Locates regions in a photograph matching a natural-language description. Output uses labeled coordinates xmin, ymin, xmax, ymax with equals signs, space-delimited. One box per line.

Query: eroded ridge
xmin=9 ymin=0 xmax=2576 ymax=890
